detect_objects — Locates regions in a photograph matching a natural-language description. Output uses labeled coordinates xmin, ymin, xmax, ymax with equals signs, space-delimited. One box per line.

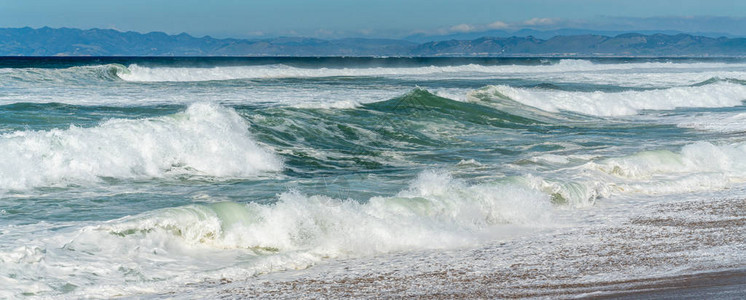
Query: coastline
xmin=204 ymin=195 xmax=745 ymax=299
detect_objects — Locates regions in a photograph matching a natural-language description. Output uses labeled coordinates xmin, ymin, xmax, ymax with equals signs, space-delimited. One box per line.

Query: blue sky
xmin=1 ymin=0 xmax=745 ymax=38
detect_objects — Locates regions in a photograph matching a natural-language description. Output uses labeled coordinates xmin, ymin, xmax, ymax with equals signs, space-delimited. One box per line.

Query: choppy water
xmin=1 ymin=57 xmax=745 ymax=297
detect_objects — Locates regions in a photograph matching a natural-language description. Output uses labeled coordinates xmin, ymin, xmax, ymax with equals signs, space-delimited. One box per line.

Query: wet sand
xmin=592 ymin=269 xmax=746 ymax=299
xmin=217 ymin=270 xmax=746 ymax=299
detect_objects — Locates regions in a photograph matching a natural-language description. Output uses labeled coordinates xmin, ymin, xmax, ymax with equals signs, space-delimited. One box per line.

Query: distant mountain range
xmin=403 ymin=28 xmax=740 ymax=43
xmin=1 ymin=27 xmax=745 ymax=57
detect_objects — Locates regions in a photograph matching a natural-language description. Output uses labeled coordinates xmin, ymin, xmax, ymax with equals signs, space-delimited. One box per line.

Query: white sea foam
xmin=0 ymin=170 xmax=553 ymax=297
xmin=2 ymin=62 xmax=745 ymax=108
xmin=291 ymin=99 xmax=362 ymax=109
xmin=504 ymin=141 xmax=746 ymax=203
xmin=4 ymin=59 xmax=746 ymax=298
xmin=2 ymin=143 xmax=745 ymax=297
xmin=117 ymin=64 xmax=503 ymax=82
xmin=583 ymin=141 xmax=746 ymax=195
xmin=434 ymin=88 xmax=470 ymax=102
xmin=677 ymin=111 xmax=746 ymax=133
xmin=116 ymin=61 xmax=746 ymax=83
xmin=527 ymin=154 xmax=571 ymax=165
xmin=593 ymin=142 xmax=746 ymax=179
xmin=472 ymin=82 xmax=746 ymax=116
xmin=544 ymin=72 xmax=746 ymax=88
xmin=0 ymin=103 xmax=282 ymax=191
xmin=0 ymin=80 xmax=407 ymax=107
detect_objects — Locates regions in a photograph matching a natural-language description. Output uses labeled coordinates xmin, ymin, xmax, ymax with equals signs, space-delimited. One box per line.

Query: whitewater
xmin=0 ymin=57 xmax=744 ymax=298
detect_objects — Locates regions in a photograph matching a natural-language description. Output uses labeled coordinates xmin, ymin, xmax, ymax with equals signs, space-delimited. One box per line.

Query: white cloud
xmin=440 ymin=18 xmax=560 ymax=35
xmin=449 ymin=24 xmax=476 ymax=33
xmin=523 ymin=18 xmax=556 ymax=26
xmin=440 ymin=21 xmax=508 ymax=34
xmin=487 ymin=21 xmax=509 ymax=29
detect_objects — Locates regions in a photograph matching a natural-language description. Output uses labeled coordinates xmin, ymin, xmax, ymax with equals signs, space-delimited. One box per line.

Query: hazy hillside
xmin=413 ymin=34 xmax=746 ymax=56
xmin=1 ymin=27 xmax=744 ymax=56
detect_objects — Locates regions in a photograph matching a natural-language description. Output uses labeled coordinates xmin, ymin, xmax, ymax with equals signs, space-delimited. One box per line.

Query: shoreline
xmin=212 ymin=264 xmax=746 ymax=299
xmin=589 ymin=269 xmax=746 ymax=299
xmin=205 ymin=196 xmax=745 ymax=299
xmin=213 ymin=267 xmax=746 ymax=299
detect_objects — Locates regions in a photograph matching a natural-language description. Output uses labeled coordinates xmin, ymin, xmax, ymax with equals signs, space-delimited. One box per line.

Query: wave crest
xmin=94 ymin=170 xmax=552 ymax=256
xmin=473 ymin=82 xmax=746 ymax=116
xmin=0 ymin=103 xmax=282 ymax=191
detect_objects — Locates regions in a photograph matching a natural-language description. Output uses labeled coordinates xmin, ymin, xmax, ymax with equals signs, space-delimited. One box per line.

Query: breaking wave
xmin=0 ymin=64 xmax=127 ymax=85
xmin=0 ymin=170 xmax=553 ymax=297
xmin=0 ymin=103 xmax=282 ymax=191
xmin=472 ymin=82 xmax=746 ymax=116
xmin=115 ymin=60 xmax=746 ymax=82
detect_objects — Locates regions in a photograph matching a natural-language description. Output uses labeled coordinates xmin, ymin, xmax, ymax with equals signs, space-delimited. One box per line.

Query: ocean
xmin=0 ymin=57 xmax=744 ymax=298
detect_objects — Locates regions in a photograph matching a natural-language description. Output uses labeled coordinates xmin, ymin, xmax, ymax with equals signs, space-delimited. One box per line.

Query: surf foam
xmin=0 ymin=170 xmax=554 ymax=297
xmin=581 ymin=141 xmax=746 ymax=195
xmin=0 ymin=103 xmax=282 ymax=191
xmin=677 ymin=111 xmax=746 ymax=133
xmin=473 ymin=82 xmax=746 ymax=116
xmin=593 ymin=142 xmax=746 ymax=179
xmin=510 ymin=141 xmax=746 ymax=202
xmin=116 ymin=61 xmax=746 ymax=83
